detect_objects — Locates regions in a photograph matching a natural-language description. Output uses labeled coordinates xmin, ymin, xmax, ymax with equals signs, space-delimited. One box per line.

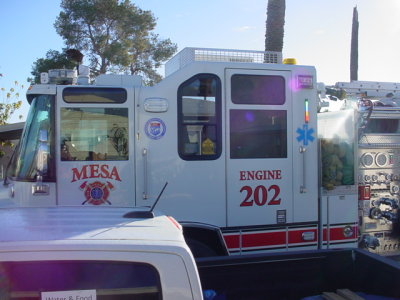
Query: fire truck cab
xmin=1 ymin=48 xmax=339 ymax=256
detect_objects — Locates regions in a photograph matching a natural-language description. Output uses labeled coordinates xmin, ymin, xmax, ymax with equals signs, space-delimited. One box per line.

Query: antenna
xmin=123 ymin=182 xmax=168 ymax=219
xmin=149 ymin=181 xmax=168 ymax=213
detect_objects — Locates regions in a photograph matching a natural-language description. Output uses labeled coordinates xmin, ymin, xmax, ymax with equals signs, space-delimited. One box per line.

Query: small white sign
xmin=41 ymin=289 xmax=96 ymax=300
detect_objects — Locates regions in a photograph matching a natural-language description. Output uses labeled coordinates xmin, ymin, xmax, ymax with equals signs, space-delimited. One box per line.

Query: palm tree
xmin=350 ymin=6 xmax=359 ymax=81
xmin=265 ymin=0 xmax=286 ymax=53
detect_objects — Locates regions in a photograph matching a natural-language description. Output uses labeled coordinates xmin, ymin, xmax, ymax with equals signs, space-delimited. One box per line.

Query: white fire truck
xmin=0 ymin=48 xmax=363 ymax=257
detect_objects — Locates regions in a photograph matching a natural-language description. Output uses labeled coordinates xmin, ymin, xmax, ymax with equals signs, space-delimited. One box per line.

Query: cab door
xmin=56 ymin=86 xmax=135 ymax=206
xmin=226 ymin=69 xmax=294 ymax=227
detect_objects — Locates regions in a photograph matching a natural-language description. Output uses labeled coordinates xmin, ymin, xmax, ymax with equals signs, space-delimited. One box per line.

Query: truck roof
xmin=0 ymin=207 xmax=203 ymax=300
xmin=0 ymin=206 xmax=185 ymax=250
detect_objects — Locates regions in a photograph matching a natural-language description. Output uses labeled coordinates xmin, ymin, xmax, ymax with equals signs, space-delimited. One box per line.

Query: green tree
xmin=350 ymin=6 xmax=359 ymax=82
xmin=265 ymin=0 xmax=286 ymax=53
xmin=54 ymin=0 xmax=177 ymax=85
xmin=0 ymin=74 xmax=23 ymax=157
xmin=30 ymin=49 xmax=76 ymax=83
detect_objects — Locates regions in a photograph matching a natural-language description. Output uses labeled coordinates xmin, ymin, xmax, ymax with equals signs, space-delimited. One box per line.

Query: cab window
xmin=178 ymin=74 xmax=222 ymax=160
xmin=60 ymin=108 xmax=128 ymax=161
xmin=63 ymin=87 xmax=127 ymax=103
xmin=231 ymin=74 xmax=285 ymax=105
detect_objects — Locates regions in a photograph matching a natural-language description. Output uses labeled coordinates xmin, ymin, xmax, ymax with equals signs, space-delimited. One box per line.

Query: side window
xmin=60 ymin=108 xmax=128 ymax=161
xmin=178 ymin=74 xmax=222 ymax=160
xmin=230 ymin=109 xmax=287 ymax=159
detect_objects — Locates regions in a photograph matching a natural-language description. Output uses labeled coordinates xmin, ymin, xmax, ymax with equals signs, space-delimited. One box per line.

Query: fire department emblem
xmin=145 ymin=118 xmax=166 ymax=140
xmin=80 ymin=181 xmax=114 ymax=205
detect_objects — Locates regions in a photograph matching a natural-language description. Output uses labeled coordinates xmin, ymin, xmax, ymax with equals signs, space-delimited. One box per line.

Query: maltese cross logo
xmin=80 ymin=181 xmax=114 ymax=205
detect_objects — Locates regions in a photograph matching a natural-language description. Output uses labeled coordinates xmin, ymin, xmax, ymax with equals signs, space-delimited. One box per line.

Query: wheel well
xmin=182 ymin=225 xmax=228 ymax=256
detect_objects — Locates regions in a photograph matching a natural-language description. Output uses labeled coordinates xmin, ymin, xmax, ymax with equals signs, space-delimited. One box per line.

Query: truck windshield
xmin=7 ymin=95 xmax=55 ymax=182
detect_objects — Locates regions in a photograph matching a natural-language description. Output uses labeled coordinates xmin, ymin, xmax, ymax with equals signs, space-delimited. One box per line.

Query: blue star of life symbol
xmin=296 ymin=124 xmax=315 ymax=146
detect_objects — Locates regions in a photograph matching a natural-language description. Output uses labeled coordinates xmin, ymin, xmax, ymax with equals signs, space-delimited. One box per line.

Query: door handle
xmin=299 ymin=146 xmax=307 ymax=193
xmin=142 ymin=148 xmax=148 ymax=199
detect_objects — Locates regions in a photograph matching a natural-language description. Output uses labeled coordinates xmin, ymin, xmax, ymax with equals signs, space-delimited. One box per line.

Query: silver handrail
xmin=300 ymin=146 xmax=307 ymax=193
xmin=142 ymin=148 xmax=148 ymax=199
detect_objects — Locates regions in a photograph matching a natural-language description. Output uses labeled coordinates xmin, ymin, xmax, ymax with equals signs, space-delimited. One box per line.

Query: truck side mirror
xmin=36 ymin=129 xmax=49 ymax=176
xmin=33 ymin=129 xmax=50 ymax=195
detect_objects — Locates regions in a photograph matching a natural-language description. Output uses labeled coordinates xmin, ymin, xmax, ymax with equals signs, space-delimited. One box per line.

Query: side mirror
xmin=33 ymin=129 xmax=50 ymax=195
xmin=39 ymin=129 xmax=48 ymax=143
xmin=36 ymin=129 xmax=49 ymax=175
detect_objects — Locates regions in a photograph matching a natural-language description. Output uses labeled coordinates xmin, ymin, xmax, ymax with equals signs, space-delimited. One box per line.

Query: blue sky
xmin=1 ymin=0 xmax=400 ymax=122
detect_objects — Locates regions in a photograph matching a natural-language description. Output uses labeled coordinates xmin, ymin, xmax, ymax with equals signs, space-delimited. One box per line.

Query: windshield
xmin=7 ymin=95 xmax=55 ymax=181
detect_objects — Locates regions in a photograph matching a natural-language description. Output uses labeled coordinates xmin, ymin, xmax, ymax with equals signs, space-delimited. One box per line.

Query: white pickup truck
xmin=1 ymin=206 xmax=400 ymax=300
xmin=0 ymin=206 xmax=202 ymax=300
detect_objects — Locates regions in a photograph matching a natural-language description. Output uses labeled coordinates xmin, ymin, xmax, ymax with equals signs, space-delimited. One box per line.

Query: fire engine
xmin=0 ymin=47 xmax=384 ymax=257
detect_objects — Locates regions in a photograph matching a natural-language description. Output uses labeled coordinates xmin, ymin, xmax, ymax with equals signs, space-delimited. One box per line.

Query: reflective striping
xmin=223 ymin=224 xmax=358 ymax=252
xmin=223 ymin=227 xmax=318 ymax=252
xmin=242 ymin=231 xmax=286 ymax=248
xmin=322 ymin=224 xmax=358 ymax=242
xmin=223 ymin=234 xmax=240 ymax=249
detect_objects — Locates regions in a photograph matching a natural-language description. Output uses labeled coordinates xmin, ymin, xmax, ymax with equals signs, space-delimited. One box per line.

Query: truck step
xmin=322 ymin=289 xmax=365 ymax=300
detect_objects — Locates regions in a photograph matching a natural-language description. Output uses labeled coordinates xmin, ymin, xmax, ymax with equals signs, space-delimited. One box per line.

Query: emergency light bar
xmin=41 ymin=69 xmax=77 ymax=85
xmin=40 ymin=67 xmax=90 ymax=85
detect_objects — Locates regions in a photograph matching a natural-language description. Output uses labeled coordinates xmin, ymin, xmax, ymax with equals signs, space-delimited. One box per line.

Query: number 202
xmin=240 ymin=185 xmax=281 ymax=207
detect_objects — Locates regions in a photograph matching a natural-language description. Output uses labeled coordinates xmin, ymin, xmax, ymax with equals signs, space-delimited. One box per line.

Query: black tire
xmin=186 ymin=238 xmax=217 ymax=258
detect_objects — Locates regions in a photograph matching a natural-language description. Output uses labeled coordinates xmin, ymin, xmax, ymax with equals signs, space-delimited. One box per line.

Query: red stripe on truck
xmin=223 ymin=227 xmax=318 ymax=250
